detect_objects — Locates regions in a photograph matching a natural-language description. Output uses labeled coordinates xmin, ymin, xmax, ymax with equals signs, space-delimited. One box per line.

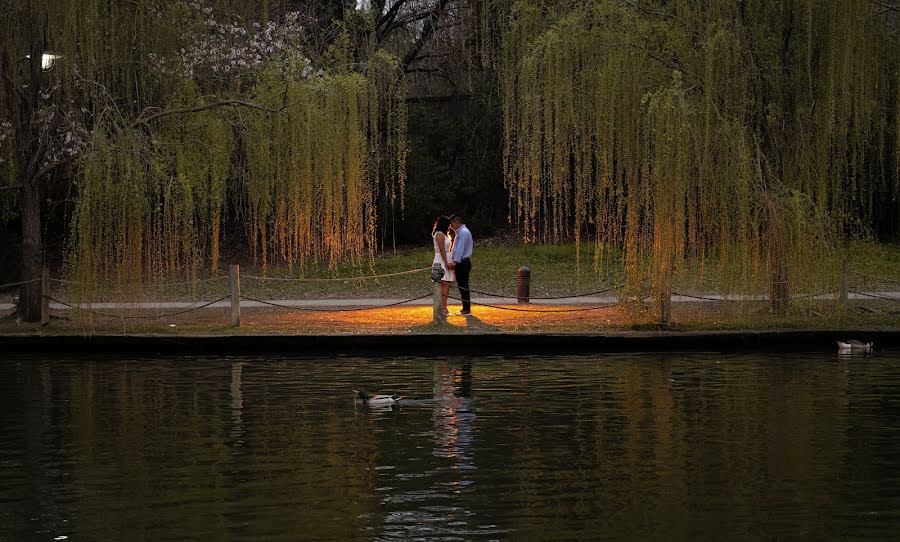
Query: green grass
xmin=47 ymin=241 xmax=621 ymax=303
xmin=6 ymin=239 xmax=897 ymax=334
xmin=46 ymin=240 xmax=900 ymax=306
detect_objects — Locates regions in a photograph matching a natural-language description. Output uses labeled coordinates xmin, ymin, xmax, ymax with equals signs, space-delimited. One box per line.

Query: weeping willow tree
xmin=0 ymin=0 xmax=407 ymax=319
xmin=240 ymin=52 xmax=407 ymax=273
xmin=497 ymin=0 xmax=900 ymax=318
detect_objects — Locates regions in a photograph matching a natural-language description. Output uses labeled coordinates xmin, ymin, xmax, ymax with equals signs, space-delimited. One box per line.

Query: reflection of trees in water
xmin=230 ymin=362 xmax=244 ymax=442
xmin=600 ymin=358 xmax=857 ymax=539
xmin=50 ymin=362 xmax=382 ymax=539
xmin=5 ymin=355 xmax=893 ymax=539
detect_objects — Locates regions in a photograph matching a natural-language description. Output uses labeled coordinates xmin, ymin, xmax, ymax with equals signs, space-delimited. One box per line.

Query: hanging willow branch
xmin=0 ymin=0 xmax=408 ymax=315
xmin=497 ymin=0 xmax=900 ymax=317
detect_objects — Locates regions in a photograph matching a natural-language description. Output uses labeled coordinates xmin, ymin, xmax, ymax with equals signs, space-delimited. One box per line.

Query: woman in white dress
xmin=432 ymin=215 xmax=455 ymax=316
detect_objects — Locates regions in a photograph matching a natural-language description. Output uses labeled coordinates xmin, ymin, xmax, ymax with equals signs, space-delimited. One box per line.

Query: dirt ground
xmin=3 ymin=299 xmax=894 ymax=335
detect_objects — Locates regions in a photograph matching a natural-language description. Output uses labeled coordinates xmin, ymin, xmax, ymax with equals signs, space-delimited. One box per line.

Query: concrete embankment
xmin=2 ymin=330 xmax=899 ymax=357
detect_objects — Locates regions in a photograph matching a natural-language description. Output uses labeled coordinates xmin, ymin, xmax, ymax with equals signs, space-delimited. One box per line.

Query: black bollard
xmin=517 ymin=266 xmax=531 ymax=304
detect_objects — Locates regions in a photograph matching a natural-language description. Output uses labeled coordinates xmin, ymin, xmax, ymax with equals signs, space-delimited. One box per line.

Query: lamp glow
xmin=41 ymin=53 xmax=59 ymax=69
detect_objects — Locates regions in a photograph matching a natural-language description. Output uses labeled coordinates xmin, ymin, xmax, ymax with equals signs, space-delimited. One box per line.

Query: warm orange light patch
xmin=33 ymin=300 xmax=767 ymax=335
xmin=234 ymin=304 xmax=628 ymax=334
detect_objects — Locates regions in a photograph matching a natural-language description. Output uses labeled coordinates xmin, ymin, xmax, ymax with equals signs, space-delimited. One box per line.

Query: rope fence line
xmin=849 ymin=290 xmax=900 ymax=302
xmin=49 ymin=275 xmax=230 ymax=287
xmin=459 ymin=284 xmax=624 ymax=300
xmin=145 ymin=275 xmax=230 ymax=286
xmin=446 ymin=294 xmax=618 ymax=313
xmin=849 ymin=270 xmax=900 ymax=285
xmin=45 ymin=295 xmax=231 ymax=320
xmin=0 ymin=278 xmax=40 ymax=290
xmin=789 ymin=289 xmax=839 ymax=300
xmin=49 ymin=278 xmax=80 ymax=285
xmin=671 ymin=292 xmax=727 ymax=302
xmin=239 ymin=293 xmax=432 ymax=312
xmin=7 ymin=260 xmax=898 ymax=328
xmin=243 ymin=267 xmax=430 ymax=283
xmin=670 ymin=289 xmax=841 ymax=302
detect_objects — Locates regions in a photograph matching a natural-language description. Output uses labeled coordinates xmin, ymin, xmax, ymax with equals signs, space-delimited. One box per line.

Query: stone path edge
xmin=1 ymin=330 xmax=898 ymax=357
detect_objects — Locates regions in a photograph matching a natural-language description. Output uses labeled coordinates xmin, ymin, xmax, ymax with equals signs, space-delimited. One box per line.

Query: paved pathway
xmin=2 ymin=292 xmax=898 ymax=311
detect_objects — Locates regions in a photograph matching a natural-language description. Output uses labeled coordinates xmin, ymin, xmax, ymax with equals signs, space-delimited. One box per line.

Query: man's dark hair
xmin=449 ymin=214 xmax=461 ymax=222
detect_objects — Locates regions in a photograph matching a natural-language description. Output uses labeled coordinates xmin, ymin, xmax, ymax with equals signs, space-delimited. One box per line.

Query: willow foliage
xmin=0 ymin=0 xmax=407 ymax=304
xmin=243 ymin=52 xmax=407 ymax=272
xmin=499 ymin=0 xmax=900 ymax=315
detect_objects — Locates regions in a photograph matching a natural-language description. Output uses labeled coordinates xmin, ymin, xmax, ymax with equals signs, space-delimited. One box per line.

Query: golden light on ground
xmin=28 ymin=299 xmax=781 ymax=335
xmin=234 ymin=304 xmax=628 ymax=334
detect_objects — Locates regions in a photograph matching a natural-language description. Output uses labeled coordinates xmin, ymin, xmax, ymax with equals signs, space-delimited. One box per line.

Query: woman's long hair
xmin=432 ymin=215 xmax=452 ymax=237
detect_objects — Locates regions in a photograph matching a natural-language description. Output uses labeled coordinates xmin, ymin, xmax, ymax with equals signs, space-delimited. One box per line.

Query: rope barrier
xmin=144 ymin=275 xmax=230 ymax=286
xmin=49 ymin=278 xmax=80 ymax=284
xmin=49 ymin=275 xmax=229 ymax=287
xmin=849 ymin=270 xmax=900 ymax=285
xmin=0 ymin=278 xmax=40 ymax=290
xmin=789 ymin=289 xmax=838 ymax=300
xmin=671 ymin=292 xmax=727 ymax=302
xmin=459 ymin=284 xmax=624 ymax=300
xmin=243 ymin=267 xmax=430 ymax=283
xmin=45 ymin=295 xmax=231 ymax=319
xmin=849 ymin=290 xmax=900 ymax=301
xmin=672 ymin=290 xmax=840 ymax=302
xmin=446 ymin=294 xmax=618 ymax=313
xmin=239 ymin=293 xmax=433 ymax=312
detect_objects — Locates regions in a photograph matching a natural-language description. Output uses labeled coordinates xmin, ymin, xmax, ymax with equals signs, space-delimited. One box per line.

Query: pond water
xmin=1 ymin=351 xmax=899 ymax=541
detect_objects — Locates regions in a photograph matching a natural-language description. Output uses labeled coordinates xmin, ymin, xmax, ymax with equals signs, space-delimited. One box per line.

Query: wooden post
xmin=660 ymin=291 xmax=672 ymax=326
xmin=517 ymin=266 xmax=531 ymax=304
xmin=40 ymin=267 xmax=49 ymax=326
xmin=660 ymin=275 xmax=672 ymax=326
xmin=230 ymin=264 xmax=240 ymax=327
xmin=840 ymin=260 xmax=849 ymax=319
xmin=433 ymin=280 xmax=444 ymax=324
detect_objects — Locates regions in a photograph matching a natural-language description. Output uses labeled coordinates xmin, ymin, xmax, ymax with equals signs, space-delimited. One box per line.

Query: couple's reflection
xmin=380 ymin=361 xmax=480 ymax=538
xmin=433 ymin=360 xmax=475 ymax=470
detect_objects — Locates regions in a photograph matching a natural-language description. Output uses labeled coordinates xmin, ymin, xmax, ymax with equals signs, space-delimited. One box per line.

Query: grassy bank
xmin=2 ymin=240 xmax=898 ymax=335
xmin=103 ymin=239 xmax=900 ymax=301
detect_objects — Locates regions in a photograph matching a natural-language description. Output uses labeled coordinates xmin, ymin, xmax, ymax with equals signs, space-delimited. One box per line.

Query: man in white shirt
xmin=448 ymin=214 xmax=473 ymax=315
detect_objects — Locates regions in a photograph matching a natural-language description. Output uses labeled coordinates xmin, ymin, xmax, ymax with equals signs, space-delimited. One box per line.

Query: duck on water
xmin=354 ymin=390 xmax=403 ymax=406
xmin=837 ymin=340 xmax=873 ymax=353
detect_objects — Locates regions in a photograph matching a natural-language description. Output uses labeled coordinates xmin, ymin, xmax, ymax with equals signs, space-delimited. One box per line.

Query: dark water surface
xmin=1 ymin=351 xmax=899 ymax=541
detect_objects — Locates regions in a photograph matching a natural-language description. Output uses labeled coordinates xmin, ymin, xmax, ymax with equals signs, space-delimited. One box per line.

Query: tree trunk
xmin=768 ymin=223 xmax=790 ymax=315
xmin=18 ymin=174 xmax=42 ymax=322
xmin=13 ymin=9 xmax=47 ymax=322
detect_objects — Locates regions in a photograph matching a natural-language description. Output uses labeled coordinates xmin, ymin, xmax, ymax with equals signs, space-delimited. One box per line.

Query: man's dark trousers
xmin=456 ymin=258 xmax=472 ymax=312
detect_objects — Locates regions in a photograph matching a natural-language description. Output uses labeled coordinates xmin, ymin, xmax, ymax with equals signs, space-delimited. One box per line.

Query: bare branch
xmin=622 ymin=0 xmax=675 ymax=19
xmin=131 ymin=99 xmax=285 ymax=128
xmin=401 ymin=0 xmax=451 ymax=72
xmin=33 ymin=155 xmax=71 ymax=181
xmin=406 ymin=93 xmax=474 ymax=103
xmin=376 ymin=0 xmax=409 ymax=41
xmin=871 ymin=0 xmax=899 ymax=11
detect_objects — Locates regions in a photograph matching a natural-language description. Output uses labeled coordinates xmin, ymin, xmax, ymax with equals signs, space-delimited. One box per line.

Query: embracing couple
xmin=431 ymin=214 xmax=473 ymax=317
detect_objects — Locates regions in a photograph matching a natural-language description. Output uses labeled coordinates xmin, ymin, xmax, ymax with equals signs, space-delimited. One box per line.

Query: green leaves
xmin=498 ymin=0 xmax=900 ymax=317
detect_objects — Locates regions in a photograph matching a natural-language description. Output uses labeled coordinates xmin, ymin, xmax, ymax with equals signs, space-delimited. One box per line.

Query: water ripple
xmin=0 ymin=352 xmax=898 ymax=540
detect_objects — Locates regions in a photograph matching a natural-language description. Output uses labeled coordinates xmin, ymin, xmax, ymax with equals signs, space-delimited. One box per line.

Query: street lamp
xmin=24 ymin=53 xmax=60 ymax=70
xmin=41 ymin=53 xmax=59 ymax=70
